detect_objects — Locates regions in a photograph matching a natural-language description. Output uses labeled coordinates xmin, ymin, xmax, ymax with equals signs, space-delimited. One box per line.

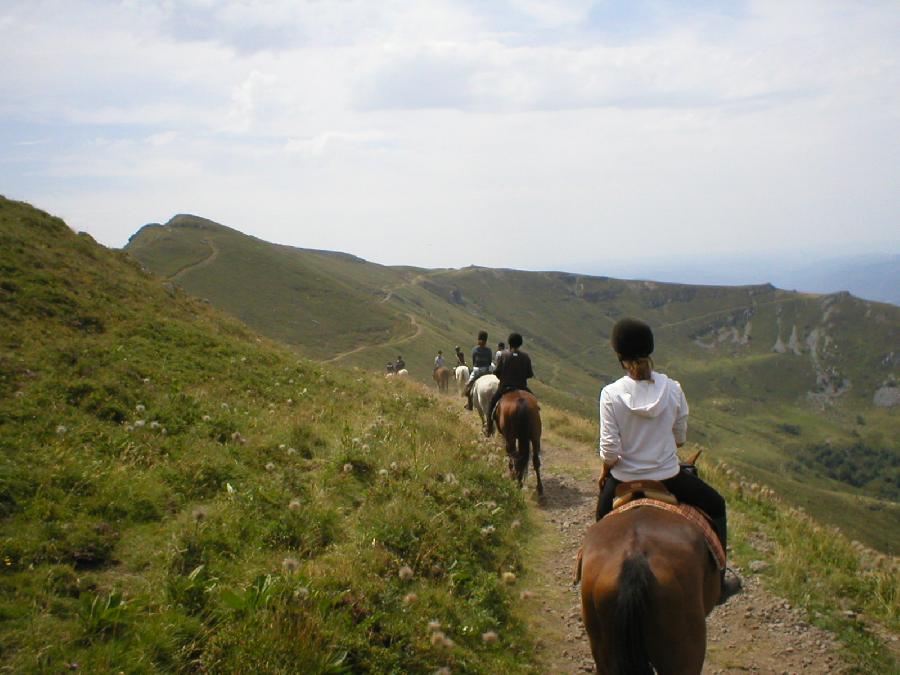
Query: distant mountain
xmin=773 ymin=254 xmax=899 ymax=306
xmin=584 ymin=253 xmax=900 ymax=306
xmin=125 ymin=213 xmax=900 ymax=551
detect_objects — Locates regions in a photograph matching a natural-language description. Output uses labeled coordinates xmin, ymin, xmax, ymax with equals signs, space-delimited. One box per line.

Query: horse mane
xmin=612 ymin=552 xmax=655 ymax=675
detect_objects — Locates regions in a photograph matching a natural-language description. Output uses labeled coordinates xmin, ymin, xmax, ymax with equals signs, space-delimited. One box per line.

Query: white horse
xmin=454 ymin=365 xmax=470 ymax=396
xmin=396 ymin=369 xmax=409 ymax=377
xmin=472 ymin=374 xmax=499 ymax=434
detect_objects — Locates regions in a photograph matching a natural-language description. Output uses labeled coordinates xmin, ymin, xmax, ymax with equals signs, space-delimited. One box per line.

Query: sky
xmin=1 ymin=0 xmax=898 ymax=274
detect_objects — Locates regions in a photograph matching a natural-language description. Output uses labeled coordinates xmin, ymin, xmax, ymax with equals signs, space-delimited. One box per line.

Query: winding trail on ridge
xmin=483 ymin=432 xmax=849 ymax=673
xmin=324 ymin=312 xmax=423 ymax=364
xmin=167 ymin=239 xmax=220 ymax=282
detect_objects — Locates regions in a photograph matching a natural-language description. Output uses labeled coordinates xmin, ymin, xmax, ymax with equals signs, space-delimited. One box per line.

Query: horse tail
xmin=612 ymin=552 xmax=655 ymax=675
xmin=514 ymin=396 xmax=531 ymax=478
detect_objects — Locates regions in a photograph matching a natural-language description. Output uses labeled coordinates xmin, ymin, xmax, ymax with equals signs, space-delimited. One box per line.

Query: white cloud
xmin=0 ymin=0 xmax=897 ymax=271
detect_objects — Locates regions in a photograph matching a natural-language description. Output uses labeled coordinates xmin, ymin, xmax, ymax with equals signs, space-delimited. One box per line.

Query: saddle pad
xmin=609 ymin=498 xmax=726 ymax=571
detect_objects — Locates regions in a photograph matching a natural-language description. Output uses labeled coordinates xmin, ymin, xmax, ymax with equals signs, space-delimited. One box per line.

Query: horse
xmin=396 ymin=369 xmax=408 ymax=377
xmin=494 ymin=389 xmax=543 ymax=495
xmin=574 ymin=457 xmax=722 ymax=674
xmin=454 ymin=365 xmax=470 ymax=396
xmin=433 ymin=366 xmax=451 ymax=392
xmin=471 ymin=374 xmax=498 ymax=431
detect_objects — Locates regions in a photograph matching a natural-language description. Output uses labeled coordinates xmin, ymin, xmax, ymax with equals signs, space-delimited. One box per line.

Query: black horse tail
xmin=514 ymin=396 xmax=531 ymax=480
xmin=612 ymin=552 xmax=655 ymax=675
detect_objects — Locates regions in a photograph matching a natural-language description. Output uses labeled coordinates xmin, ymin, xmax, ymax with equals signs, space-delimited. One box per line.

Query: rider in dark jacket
xmin=464 ymin=331 xmax=493 ymax=410
xmin=486 ymin=332 xmax=533 ymax=435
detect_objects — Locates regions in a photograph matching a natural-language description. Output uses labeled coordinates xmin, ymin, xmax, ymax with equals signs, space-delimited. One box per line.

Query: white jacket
xmin=597 ymin=371 xmax=688 ymax=482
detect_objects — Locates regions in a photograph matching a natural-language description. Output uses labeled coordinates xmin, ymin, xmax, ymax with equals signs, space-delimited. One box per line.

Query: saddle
xmin=612 ymin=479 xmax=678 ymax=510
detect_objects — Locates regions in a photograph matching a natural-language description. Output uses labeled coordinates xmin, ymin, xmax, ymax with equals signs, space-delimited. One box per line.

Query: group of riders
xmin=433 ymin=330 xmax=534 ymax=438
xmin=431 ymin=319 xmax=742 ymax=603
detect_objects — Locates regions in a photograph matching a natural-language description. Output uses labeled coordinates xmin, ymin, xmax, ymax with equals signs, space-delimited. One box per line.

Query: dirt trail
xmin=168 ymin=239 xmax=220 ymax=282
xmin=324 ymin=313 xmax=423 ymax=363
xmin=511 ymin=440 xmax=849 ymax=674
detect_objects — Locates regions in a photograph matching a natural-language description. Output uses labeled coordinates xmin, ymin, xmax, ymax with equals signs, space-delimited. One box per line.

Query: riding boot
xmin=712 ymin=516 xmax=742 ymax=604
xmin=464 ymin=383 xmax=473 ymax=410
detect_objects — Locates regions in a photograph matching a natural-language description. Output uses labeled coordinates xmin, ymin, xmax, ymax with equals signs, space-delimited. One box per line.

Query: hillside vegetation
xmin=127 ymin=215 xmax=900 ymax=553
xmin=0 ymin=197 xmax=536 ymax=672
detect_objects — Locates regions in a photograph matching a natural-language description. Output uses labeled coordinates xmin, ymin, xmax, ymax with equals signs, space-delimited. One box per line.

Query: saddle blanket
xmin=609 ymin=498 xmax=726 ymax=571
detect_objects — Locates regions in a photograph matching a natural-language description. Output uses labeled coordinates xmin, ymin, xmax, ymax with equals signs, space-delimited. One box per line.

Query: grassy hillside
xmin=126 ymin=216 xmax=900 ymax=553
xmin=0 ymin=197 xmax=537 ymax=673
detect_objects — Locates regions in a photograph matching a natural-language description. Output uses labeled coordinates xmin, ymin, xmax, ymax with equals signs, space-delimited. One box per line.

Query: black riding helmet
xmin=611 ymin=318 xmax=653 ymax=360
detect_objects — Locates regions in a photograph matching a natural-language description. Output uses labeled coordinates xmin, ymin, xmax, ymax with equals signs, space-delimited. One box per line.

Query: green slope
xmin=0 ymin=197 xmax=536 ymax=672
xmin=126 ymin=215 xmax=900 ymax=554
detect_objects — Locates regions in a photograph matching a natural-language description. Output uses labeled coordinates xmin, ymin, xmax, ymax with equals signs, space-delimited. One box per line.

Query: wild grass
xmin=0 ymin=197 xmax=537 ymax=673
xmin=704 ymin=457 xmax=898 ymax=673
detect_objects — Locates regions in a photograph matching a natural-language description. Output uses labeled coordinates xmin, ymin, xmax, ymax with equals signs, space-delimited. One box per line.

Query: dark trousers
xmin=597 ymin=468 xmax=727 ymax=546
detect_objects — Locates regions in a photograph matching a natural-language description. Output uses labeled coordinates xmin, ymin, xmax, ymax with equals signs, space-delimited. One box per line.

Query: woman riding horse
xmin=595 ymin=318 xmax=741 ymax=599
xmin=577 ymin=318 xmax=741 ymax=673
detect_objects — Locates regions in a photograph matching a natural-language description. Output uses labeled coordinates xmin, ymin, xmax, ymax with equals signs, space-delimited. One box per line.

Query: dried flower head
xmin=398 ymin=565 xmax=414 ymax=581
xmin=481 ymin=631 xmax=498 ymax=644
xmin=501 ymin=571 xmax=517 ymax=584
xmin=282 ymin=557 xmax=300 ymax=574
xmin=288 ymin=499 xmax=302 ymax=511
xmin=403 ymin=593 xmax=418 ymax=604
xmin=265 ymin=462 xmax=276 ymax=472
xmin=343 ymin=463 xmax=353 ymax=473
xmin=191 ymin=507 xmax=207 ymax=522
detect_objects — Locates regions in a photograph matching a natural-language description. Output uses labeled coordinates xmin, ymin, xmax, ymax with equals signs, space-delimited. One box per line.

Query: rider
xmin=493 ymin=341 xmax=505 ymax=370
xmin=394 ymin=355 xmax=405 ymax=372
xmin=454 ymin=345 xmax=466 ymax=367
xmin=434 ymin=350 xmax=445 ymax=371
xmin=464 ymin=330 xmax=493 ymax=410
xmin=596 ymin=317 xmax=741 ymax=603
xmin=486 ymin=333 xmax=533 ymax=436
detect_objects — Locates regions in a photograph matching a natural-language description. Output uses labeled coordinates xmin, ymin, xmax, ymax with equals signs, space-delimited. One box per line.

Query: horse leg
xmin=532 ymin=436 xmax=543 ymax=496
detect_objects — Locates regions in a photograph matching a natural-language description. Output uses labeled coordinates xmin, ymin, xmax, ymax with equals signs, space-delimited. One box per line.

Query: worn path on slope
xmin=168 ymin=238 xmax=220 ymax=282
xmin=508 ymin=438 xmax=849 ymax=674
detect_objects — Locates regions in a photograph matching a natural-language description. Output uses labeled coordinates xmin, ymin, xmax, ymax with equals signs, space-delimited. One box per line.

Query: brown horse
xmin=433 ymin=367 xmax=450 ymax=392
xmin=495 ymin=390 xmax=543 ymax=495
xmin=575 ymin=487 xmax=722 ymax=673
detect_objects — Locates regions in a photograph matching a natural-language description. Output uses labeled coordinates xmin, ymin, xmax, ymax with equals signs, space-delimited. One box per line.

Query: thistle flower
xmin=265 ymin=462 xmax=276 ymax=472
xmin=56 ymin=425 xmax=67 ymax=434
xmin=403 ymin=593 xmax=418 ymax=604
xmin=519 ymin=590 xmax=533 ymax=600
xmin=398 ymin=566 xmax=414 ymax=581
xmin=510 ymin=519 xmax=521 ymax=529
xmin=202 ymin=415 xmax=212 ymax=422
xmin=343 ymin=463 xmax=353 ymax=473
xmin=192 ymin=507 xmax=207 ymax=522
xmin=481 ymin=631 xmax=498 ymax=644
xmin=134 ymin=420 xmax=145 ymax=428
xmin=480 ymin=525 xmax=495 ymax=536
xmin=287 ymin=447 xmax=297 ymax=455
xmin=282 ymin=557 xmax=300 ymax=574
xmin=135 ymin=404 xmax=146 ymax=413
xmin=278 ymin=444 xmax=286 ymax=449
xmin=150 ymin=421 xmax=160 ymax=429
xmin=288 ymin=499 xmax=302 ymax=511
xmin=378 ymin=469 xmax=389 ymax=477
